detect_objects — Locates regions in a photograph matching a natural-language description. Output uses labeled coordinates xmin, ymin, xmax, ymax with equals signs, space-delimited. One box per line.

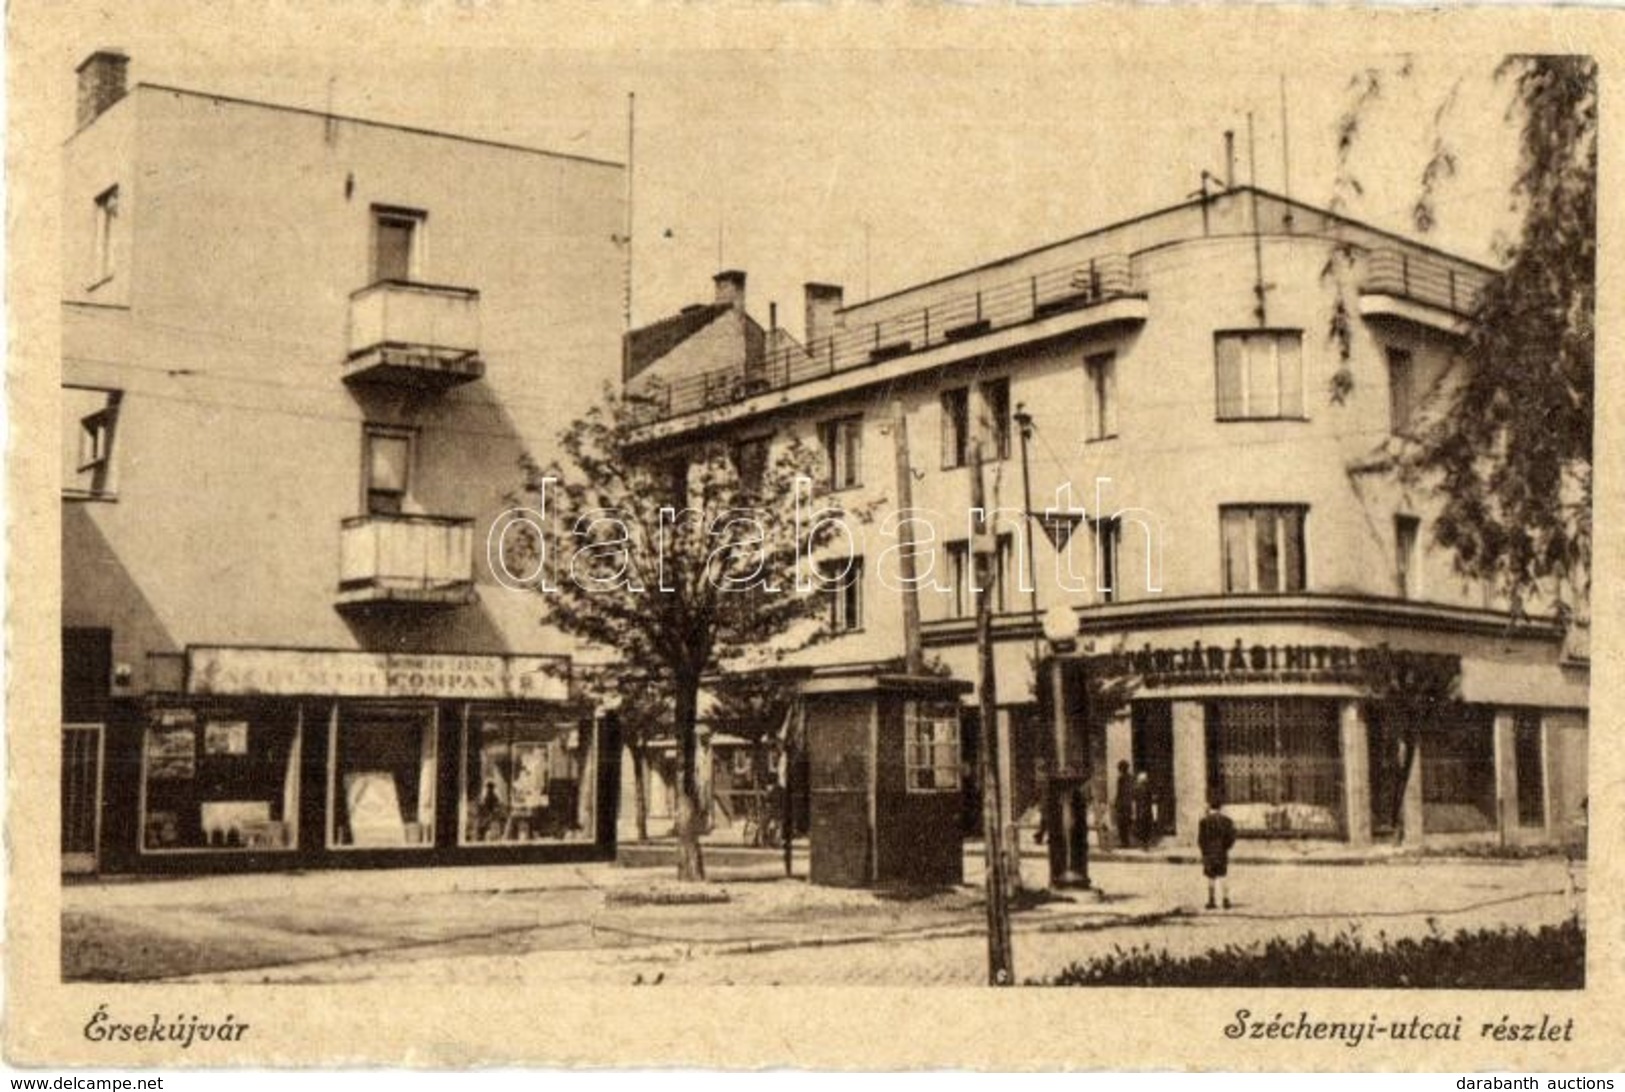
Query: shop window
xmin=1085 ymin=352 xmax=1117 ymax=440
xmin=1387 ymin=346 xmax=1415 ymax=436
xmin=365 ymin=426 xmax=413 ymax=515
xmin=941 ymin=388 xmax=969 ymax=469
xmin=1421 ymin=707 xmax=1496 ymax=833
xmin=1221 ymin=505 xmax=1307 ymax=593
xmin=93 ymin=185 xmax=119 ymax=285
xmin=462 ymin=717 xmax=594 ymax=844
xmin=329 ymin=711 xmax=436 ymax=847
xmin=1206 ymin=698 xmax=1342 ymax=835
xmin=141 ymin=705 xmax=302 ymax=852
xmin=819 ymin=556 xmax=863 ymax=632
xmin=819 ymin=414 xmax=863 ymax=490
xmin=1514 ymin=711 xmax=1545 ymax=828
xmin=372 ymin=205 xmax=425 ymax=283
xmin=1215 ymin=330 xmax=1305 ymax=420
xmin=1395 ymin=514 xmax=1422 ymax=599
xmin=62 ymin=386 xmax=122 ymax=499
xmin=982 ymin=377 xmax=1012 ymax=460
xmin=905 ymin=702 xmax=962 ymax=792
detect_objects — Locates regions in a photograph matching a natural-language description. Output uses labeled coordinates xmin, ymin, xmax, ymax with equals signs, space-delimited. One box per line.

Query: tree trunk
xmin=630 ymin=741 xmax=650 ymax=843
xmin=673 ymin=676 xmax=708 ymax=882
xmin=1391 ymin=732 xmax=1418 ymax=846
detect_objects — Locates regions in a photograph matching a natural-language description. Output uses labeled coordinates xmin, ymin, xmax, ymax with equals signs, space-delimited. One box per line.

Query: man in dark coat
xmin=1198 ymin=797 xmax=1238 ymax=910
xmin=1112 ymin=760 xmax=1134 ymax=850
xmin=1132 ymin=770 xmax=1154 ymax=850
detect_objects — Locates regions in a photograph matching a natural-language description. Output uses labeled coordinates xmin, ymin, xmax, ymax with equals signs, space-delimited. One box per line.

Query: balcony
xmin=344 ymin=281 xmax=484 ymax=389
xmin=632 ymin=252 xmax=1144 ymax=427
xmin=1359 ymin=249 xmax=1492 ymax=334
xmin=337 ymin=514 xmax=477 ymax=609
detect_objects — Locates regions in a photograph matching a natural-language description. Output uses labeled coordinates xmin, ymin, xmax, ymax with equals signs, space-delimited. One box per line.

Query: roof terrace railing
xmin=634 ymin=252 xmax=1139 ymax=424
xmin=1361 ymin=249 xmax=1491 ymax=317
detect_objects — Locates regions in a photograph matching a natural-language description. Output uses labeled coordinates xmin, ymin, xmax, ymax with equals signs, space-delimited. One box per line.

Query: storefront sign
xmin=1083 ymin=640 xmax=1460 ymax=691
xmin=187 ymin=647 xmax=570 ymax=702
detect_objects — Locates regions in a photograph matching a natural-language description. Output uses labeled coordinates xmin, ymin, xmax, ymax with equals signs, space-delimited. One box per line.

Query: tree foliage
xmin=1411 ymin=56 xmax=1596 ymax=616
xmin=509 ymin=389 xmax=849 ymax=879
xmin=1339 ymin=56 xmax=1596 ymax=616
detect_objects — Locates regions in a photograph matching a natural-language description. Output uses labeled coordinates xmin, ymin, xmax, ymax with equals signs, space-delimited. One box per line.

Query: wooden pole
xmin=972 ymin=442 xmax=1015 ymax=985
xmin=892 ymin=400 xmax=924 ymax=675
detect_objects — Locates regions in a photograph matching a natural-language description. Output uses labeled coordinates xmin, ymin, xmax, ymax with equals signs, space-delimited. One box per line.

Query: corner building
xmin=60 ymin=53 xmax=626 ymax=874
xmin=627 ymin=187 xmax=1589 ymax=850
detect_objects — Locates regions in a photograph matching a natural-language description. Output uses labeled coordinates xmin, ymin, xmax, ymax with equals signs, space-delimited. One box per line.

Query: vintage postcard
xmin=6 ymin=0 xmax=1623 ymax=1071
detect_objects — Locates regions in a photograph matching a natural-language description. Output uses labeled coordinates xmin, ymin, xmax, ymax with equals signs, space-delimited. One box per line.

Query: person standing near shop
xmin=1132 ymin=769 xmax=1154 ymax=850
xmin=1198 ymin=797 xmax=1238 ymax=910
xmin=1113 ymin=760 xmax=1135 ymax=851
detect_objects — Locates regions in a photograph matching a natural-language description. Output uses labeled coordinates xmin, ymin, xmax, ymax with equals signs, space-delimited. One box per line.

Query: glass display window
xmin=139 ymin=703 xmax=301 ymax=853
xmin=328 ymin=708 xmax=438 ymax=848
xmin=461 ymin=715 xmax=594 ymax=844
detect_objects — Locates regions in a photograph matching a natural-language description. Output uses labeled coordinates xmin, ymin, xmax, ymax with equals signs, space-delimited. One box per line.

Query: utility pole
xmin=892 ymin=400 xmax=924 ymax=675
xmin=971 ymin=441 xmax=1015 ymax=986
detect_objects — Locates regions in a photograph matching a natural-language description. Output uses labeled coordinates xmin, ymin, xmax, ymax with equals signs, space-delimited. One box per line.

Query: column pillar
xmin=1402 ymin=734 xmax=1425 ymax=845
xmin=1171 ymin=701 xmax=1206 ymax=846
xmin=1493 ymin=709 xmax=1517 ymax=845
xmin=1339 ymin=701 xmax=1372 ymax=846
xmin=1106 ymin=712 xmax=1133 ymax=783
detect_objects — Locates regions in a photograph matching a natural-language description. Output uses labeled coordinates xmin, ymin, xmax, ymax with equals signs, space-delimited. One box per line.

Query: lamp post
xmin=1042 ymin=603 xmax=1090 ymax=889
xmin=1012 ymin=404 xmax=1041 ymax=668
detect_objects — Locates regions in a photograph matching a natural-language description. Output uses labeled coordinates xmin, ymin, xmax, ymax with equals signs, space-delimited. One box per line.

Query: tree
xmin=1340 ymin=56 xmax=1596 ymax=617
xmin=1363 ymin=650 xmax=1463 ymax=845
xmin=505 ymin=389 xmax=850 ymax=881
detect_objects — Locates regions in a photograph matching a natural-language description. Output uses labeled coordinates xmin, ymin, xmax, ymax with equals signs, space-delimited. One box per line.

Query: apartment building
xmin=625 ymin=186 xmax=1589 ymax=849
xmin=60 ymin=52 xmax=626 ymax=874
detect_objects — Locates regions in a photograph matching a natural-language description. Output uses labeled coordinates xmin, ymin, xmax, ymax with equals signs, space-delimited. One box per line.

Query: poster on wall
xmin=204 ymin=719 xmax=250 ymax=755
xmin=511 ymin=743 xmax=550 ymax=809
xmin=145 ymin=726 xmax=197 ymax=781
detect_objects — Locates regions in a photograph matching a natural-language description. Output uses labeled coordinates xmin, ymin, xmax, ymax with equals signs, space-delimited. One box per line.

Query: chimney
xmin=1224 ymin=130 xmax=1236 ymax=189
xmin=804 ymin=282 xmax=844 ymax=348
xmin=713 ymin=269 xmax=746 ymax=312
xmin=77 ymin=50 xmax=129 ymax=130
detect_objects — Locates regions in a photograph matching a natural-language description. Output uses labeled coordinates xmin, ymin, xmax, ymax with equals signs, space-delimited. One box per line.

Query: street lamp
xmin=1012 ymin=404 xmax=1041 ymax=667
xmin=1042 ymin=604 xmax=1090 ymax=889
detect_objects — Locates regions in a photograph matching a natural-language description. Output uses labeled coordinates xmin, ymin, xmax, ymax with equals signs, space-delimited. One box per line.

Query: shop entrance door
xmin=1131 ymin=702 xmax=1176 ymax=836
xmin=62 ymin=724 xmax=104 ymax=874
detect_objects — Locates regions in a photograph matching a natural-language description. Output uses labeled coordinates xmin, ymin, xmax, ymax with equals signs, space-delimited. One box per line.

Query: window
xmin=1215 ymin=331 xmax=1305 ymax=420
xmin=946 ymin=534 xmax=1013 ymax=616
xmin=461 ymin=717 xmax=594 ymax=845
xmin=732 ymin=436 xmax=770 ymax=492
xmin=62 ymin=386 xmax=122 ymax=499
xmin=141 ymin=705 xmax=302 ymax=853
xmin=1395 ymin=515 xmax=1421 ymax=599
xmin=1221 ymin=505 xmax=1307 ymax=593
xmin=982 ymin=377 xmax=1012 ymax=460
xmin=1091 ymin=516 xmax=1121 ymax=602
xmin=1207 ymin=698 xmax=1342 ymax=834
xmin=1514 ymin=711 xmax=1545 ymax=828
xmin=364 ymin=426 xmax=413 ymax=515
xmin=819 ymin=556 xmax=863 ymax=631
xmin=93 ymin=185 xmax=119 ymax=284
xmin=819 ymin=415 xmax=863 ymax=490
xmin=1387 ymin=346 xmax=1415 ymax=435
xmin=1085 ymin=352 xmax=1117 ymax=440
xmin=904 ymin=702 xmax=962 ymax=792
xmin=329 ymin=710 xmax=437 ymax=848
xmin=372 ymin=206 xmax=425 ymax=283
xmin=941 ymin=388 xmax=970 ymax=468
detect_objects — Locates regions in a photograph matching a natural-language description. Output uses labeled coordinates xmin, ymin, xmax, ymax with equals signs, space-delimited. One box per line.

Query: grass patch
xmin=1036 ymin=917 xmax=1584 ymax=989
xmin=604 ymin=885 xmax=732 ymax=907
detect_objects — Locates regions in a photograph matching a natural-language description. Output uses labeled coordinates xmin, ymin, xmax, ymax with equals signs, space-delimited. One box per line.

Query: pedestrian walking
xmin=1132 ymin=769 xmax=1154 ymax=850
xmin=1198 ymin=797 xmax=1238 ymax=910
xmin=1113 ymin=760 xmax=1134 ymax=850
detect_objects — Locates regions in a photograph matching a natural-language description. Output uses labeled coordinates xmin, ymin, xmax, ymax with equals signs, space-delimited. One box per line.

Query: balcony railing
xmin=633 ymin=252 xmax=1141 ymax=424
xmin=344 ymin=281 xmax=484 ymax=389
xmin=337 ymin=514 xmax=477 ymax=608
xmin=1360 ymin=250 xmax=1491 ymax=318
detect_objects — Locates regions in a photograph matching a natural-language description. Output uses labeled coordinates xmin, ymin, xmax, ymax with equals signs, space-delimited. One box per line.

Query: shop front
xmin=94 ymin=646 xmax=619 ymax=874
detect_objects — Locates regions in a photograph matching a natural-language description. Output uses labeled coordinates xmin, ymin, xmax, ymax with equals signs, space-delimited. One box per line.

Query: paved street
xmin=63 ymin=848 xmax=1584 ymax=986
